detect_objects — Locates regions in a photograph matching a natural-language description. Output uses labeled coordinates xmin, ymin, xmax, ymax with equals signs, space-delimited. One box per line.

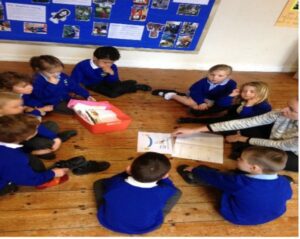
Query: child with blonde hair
xmin=152 ymin=64 xmax=237 ymax=116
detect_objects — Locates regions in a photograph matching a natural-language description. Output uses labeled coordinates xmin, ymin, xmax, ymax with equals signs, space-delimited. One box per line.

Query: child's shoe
xmin=57 ymin=130 xmax=78 ymax=142
xmin=37 ymin=152 xmax=56 ymax=160
xmin=177 ymin=164 xmax=213 ymax=186
xmin=51 ymin=156 xmax=87 ymax=170
xmin=72 ymin=160 xmax=110 ymax=175
xmin=136 ymin=84 xmax=152 ymax=91
xmin=36 ymin=174 xmax=69 ymax=189
xmin=152 ymin=89 xmax=177 ymax=96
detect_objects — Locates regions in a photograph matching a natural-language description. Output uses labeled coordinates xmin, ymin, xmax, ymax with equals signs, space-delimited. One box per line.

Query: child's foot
xmin=57 ymin=130 xmax=78 ymax=142
xmin=164 ymin=92 xmax=177 ymax=100
xmin=152 ymin=89 xmax=177 ymax=96
xmin=72 ymin=160 xmax=111 ymax=175
xmin=37 ymin=152 xmax=56 ymax=160
xmin=36 ymin=174 xmax=69 ymax=189
xmin=136 ymin=84 xmax=152 ymax=91
xmin=177 ymin=165 xmax=198 ymax=184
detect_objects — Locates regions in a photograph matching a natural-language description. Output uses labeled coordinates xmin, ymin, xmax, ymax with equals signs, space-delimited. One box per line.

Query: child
xmin=26 ymin=55 xmax=96 ymax=115
xmin=177 ymin=146 xmax=292 ymax=225
xmin=177 ymin=81 xmax=272 ymax=138
xmin=0 ymin=114 xmax=69 ymax=196
xmin=0 ymin=92 xmax=76 ymax=160
xmin=152 ymin=64 xmax=237 ymax=116
xmin=71 ymin=46 xmax=152 ymax=98
xmin=173 ymin=97 xmax=298 ymax=172
xmin=93 ymin=152 xmax=181 ymax=234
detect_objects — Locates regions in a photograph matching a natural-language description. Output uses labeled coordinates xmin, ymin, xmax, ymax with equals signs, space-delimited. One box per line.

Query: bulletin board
xmin=0 ymin=0 xmax=215 ymax=51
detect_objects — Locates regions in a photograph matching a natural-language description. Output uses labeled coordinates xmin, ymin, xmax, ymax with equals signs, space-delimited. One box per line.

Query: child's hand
xmin=40 ymin=105 xmax=54 ymax=112
xmin=183 ymin=166 xmax=194 ymax=172
xmin=52 ymin=138 xmax=62 ymax=151
xmin=87 ymin=96 xmax=96 ymax=101
xmin=102 ymin=65 xmax=114 ymax=75
xmin=230 ymin=89 xmax=240 ymax=97
xmin=197 ymin=103 xmax=209 ymax=110
xmin=52 ymin=168 xmax=69 ymax=177
xmin=225 ymin=134 xmax=248 ymax=143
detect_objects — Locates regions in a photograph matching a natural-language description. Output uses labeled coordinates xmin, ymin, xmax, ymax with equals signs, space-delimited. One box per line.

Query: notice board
xmin=0 ymin=0 xmax=215 ymax=51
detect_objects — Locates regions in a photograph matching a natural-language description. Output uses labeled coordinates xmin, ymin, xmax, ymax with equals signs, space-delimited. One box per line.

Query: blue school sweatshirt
xmin=189 ymin=77 xmax=237 ymax=107
xmin=192 ymin=167 xmax=292 ymax=225
xmin=0 ymin=144 xmax=55 ymax=190
xmin=238 ymin=101 xmax=272 ymax=118
xmin=97 ymin=173 xmax=178 ymax=234
xmin=24 ymin=72 xmax=89 ymax=107
xmin=71 ymin=59 xmax=119 ymax=86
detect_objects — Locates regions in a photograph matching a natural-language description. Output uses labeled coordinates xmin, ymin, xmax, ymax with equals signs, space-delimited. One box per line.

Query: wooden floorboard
xmin=0 ymin=62 xmax=298 ymax=236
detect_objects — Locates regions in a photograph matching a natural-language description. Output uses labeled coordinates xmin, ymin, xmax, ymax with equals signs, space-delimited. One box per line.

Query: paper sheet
xmin=173 ymin=0 xmax=209 ymax=5
xmin=52 ymin=0 xmax=92 ymax=6
xmin=6 ymin=3 xmax=46 ymax=22
xmin=137 ymin=132 xmax=173 ymax=154
xmin=108 ymin=23 xmax=144 ymax=40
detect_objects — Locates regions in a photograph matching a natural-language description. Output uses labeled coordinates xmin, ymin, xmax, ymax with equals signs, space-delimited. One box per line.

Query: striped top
xmin=209 ymin=110 xmax=298 ymax=155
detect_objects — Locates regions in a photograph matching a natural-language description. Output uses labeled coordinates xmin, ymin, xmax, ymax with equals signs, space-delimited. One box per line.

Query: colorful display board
xmin=0 ymin=0 xmax=215 ymax=51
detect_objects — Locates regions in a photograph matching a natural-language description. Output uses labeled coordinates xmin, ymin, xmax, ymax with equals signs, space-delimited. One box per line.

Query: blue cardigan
xmin=24 ymin=72 xmax=90 ymax=107
xmin=97 ymin=172 xmax=178 ymax=234
xmin=0 ymin=145 xmax=55 ymax=190
xmin=189 ymin=77 xmax=237 ymax=107
xmin=71 ymin=59 xmax=119 ymax=86
xmin=192 ymin=167 xmax=292 ymax=225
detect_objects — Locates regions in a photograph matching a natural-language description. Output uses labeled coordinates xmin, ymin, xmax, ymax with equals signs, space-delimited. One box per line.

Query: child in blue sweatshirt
xmin=25 ymin=55 xmax=95 ymax=115
xmin=93 ymin=152 xmax=181 ymax=234
xmin=0 ymin=114 xmax=68 ymax=196
xmin=71 ymin=46 xmax=151 ymax=98
xmin=177 ymin=146 xmax=292 ymax=225
xmin=152 ymin=64 xmax=237 ymax=116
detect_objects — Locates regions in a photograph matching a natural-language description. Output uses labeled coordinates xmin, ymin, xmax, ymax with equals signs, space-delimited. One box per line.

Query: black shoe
xmin=57 ymin=130 xmax=78 ymax=142
xmin=37 ymin=152 xmax=56 ymax=160
xmin=0 ymin=182 xmax=18 ymax=196
xmin=177 ymin=117 xmax=202 ymax=124
xmin=72 ymin=161 xmax=111 ymax=175
xmin=177 ymin=165 xmax=198 ymax=184
xmin=136 ymin=84 xmax=152 ymax=91
xmin=189 ymin=108 xmax=204 ymax=116
xmin=281 ymin=175 xmax=295 ymax=184
xmin=52 ymin=156 xmax=87 ymax=170
xmin=152 ymin=89 xmax=177 ymax=96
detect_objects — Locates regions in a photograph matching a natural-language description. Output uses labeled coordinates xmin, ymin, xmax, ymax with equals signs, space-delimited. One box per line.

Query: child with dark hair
xmin=0 ymin=114 xmax=69 ymax=196
xmin=93 ymin=152 xmax=181 ymax=234
xmin=25 ymin=55 xmax=95 ymax=115
xmin=177 ymin=146 xmax=292 ymax=225
xmin=71 ymin=46 xmax=152 ymax=98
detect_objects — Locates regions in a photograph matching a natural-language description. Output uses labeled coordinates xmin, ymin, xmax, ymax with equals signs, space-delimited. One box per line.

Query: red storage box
xmin=68 ymin=99 xmax=132 ymax=134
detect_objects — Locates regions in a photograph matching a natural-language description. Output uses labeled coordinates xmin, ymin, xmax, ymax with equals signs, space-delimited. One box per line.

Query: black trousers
xmin=53 ymin=101 xmax=74 ymax=115
xmin=93 ymin=179 xmax=182 ymax=217
xmin=87 ymin=80 xmax=137 ymax=98
xmin=22 ymin=121 xmax=59 ymax=152
xmin=190 ymin=105 xmax=229 ymax=117
xmin=0 ymin=155 xmax=46 ymax=196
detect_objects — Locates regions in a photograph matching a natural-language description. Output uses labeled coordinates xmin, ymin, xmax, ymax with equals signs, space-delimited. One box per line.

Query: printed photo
xmin=151 ymin=0 xmax=170 ymax=10
xmin=94 ymin=3 xmax=112 ymax=19
xmin=133 ymin=0 xmax=149 ymax=5
xmin=130 ymin=5 xmax=148 ymax=21
xmin=146 ymin=22 xmax=164 ymax=38
xmin=159 ymin=33 xmax=176 ymax=47
xmin=75 ymin=6 xmax=91 ymax=21
xmin=164 ymin=21 xmax=181 ymax=34
xmin=32 ymin=0 xmax=50 ymax=3
xmin=94 ymin=0 xmax=115 ymax=4
xmin=63 ymin=25 xmax=80 ymax=39
xmin=0 ymin=3 xmax=4 ymax=20
xmin=92 ymin=22 xmax=109 ymax=36
xmin=177 ymin=4 xmax=201 ymax=16
xmin=24 ymin=22 xmax=47 ymax=34
xmin=175 ymin=34 xmax=193 ymax=48
xmin=180 ymin=22 xmax=198 ymax=35
xmin=50 ymin=9 xmax=70 ymax=24
xmin=0 ymin=21 xmax=11 ymax=31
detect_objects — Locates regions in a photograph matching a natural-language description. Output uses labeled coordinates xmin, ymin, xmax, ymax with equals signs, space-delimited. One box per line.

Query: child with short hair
xmin=26 ymin=55 xmax=95 ymax=115
xmin=177 ymin=146 xmax=292 ymax=225
xmin=71 ymin=46 xmax=152 ymax=98
xmin=152 ymin=64 xmax=237 ymax=116
xmin=93 ymin=152 xmax=181 ymax=234
xmin=177 ymin=81 xmax=272 ymax=138
xmin=0 ymin=114 xmax=69 ymax=196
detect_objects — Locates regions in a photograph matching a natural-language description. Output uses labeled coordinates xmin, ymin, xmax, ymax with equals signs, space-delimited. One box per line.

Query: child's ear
xmin=251 ymin=164 xmax=263 ymax=174
xmin=126 ymin=165 xmax=131 ymax=175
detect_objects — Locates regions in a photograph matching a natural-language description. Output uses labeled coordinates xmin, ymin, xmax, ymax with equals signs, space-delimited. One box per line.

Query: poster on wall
xmin=0 ymin=0 xmax=215 ymax=51
xmin=275 ymin=0 xmax=298 ymax=27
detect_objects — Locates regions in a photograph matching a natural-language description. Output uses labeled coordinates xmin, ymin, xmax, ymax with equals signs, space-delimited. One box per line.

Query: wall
xmin=0 ymin=0 xmax=298 ymax=72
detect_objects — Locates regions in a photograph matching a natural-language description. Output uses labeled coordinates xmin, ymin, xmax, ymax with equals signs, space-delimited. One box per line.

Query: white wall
xmin=0 ymin=0 xmax=298 ymax=72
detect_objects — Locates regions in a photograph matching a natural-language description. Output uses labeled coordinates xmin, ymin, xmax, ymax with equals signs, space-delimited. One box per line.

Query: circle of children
xmin=0 ymin=46 xmax=297 ymax=235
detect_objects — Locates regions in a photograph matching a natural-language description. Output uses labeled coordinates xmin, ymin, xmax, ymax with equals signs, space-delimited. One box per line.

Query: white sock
xmin=164 ymin=92 xmax=177 ymax=100
xmin=158 ymin=92 xmax=164 ymax=96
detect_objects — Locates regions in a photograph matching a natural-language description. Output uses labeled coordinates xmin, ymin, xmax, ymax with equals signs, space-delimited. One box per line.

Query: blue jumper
xmin=0 ymin=144 xmax=54 ymax=190
xmin=97 ymin=173 xmax=178 ymax=234
xmin=189 ymin=77 xmax=237 ymax=107
xmin=71 ymin=59 xmax=119 ymax=86
xmin=234 ymin=101 xmax=272 ymax=118
xmin=24 ymin=72 xmax=90 ymax=107
xmin=192 ymin=167 xmax=292 ymax=225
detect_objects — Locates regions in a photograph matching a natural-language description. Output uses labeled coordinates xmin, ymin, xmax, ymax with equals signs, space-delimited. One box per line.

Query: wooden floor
xmin=0 ymin=62 xmax=298 ymax=236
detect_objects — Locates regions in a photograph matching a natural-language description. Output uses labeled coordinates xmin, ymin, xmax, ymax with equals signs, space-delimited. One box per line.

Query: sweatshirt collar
xmin=90 ymin=59 xmax=99 ymax=70
xmin=0 ymin=142 xmax=23 ymax=149
xmin=125 ymin=176 xmax=157 ymax=188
